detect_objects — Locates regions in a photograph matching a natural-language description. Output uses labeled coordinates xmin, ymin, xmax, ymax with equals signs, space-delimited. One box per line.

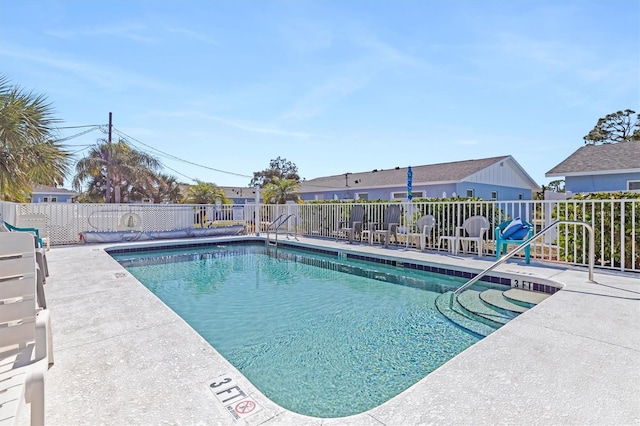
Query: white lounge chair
xmin=0 ymin=232 xmax=54 ymax=426
xmin=16 ymin=214 xmax=50 ymax=251
xmin=1 ymin=221 xmax=49 ymax=284
xmin=407 ymin=214 xmax=436 ymax=250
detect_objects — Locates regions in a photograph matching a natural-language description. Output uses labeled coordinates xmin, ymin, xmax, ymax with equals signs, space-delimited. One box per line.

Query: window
xmin=628 ymin=181 xmax=640 ymax=191
xmin=491 ymin=191 xmax=498 ymax=200
xmin=518 ymin=193 xmax=524 ymax=200
xmin=51 ymin=197 xmax=57 ymax=202
xmin=392 ymin=191 xmax=407 ymax=199
xmin=466 ymin=189 xmax=474 ymax=197
xmin=356 ymin=193 xmax=369 ymax=201
xmin=43 ymin=197 xmax=49 ymax=202
xmin=392 ymin=191 xmax=424 ymax=200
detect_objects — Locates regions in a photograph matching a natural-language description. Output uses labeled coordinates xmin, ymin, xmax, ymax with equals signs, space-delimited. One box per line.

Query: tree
xmin=583 ymin=109 xmax=640 ymax=145
xmin=262 ymin=176 xmax=301 ymax=204
xmin=0 ymin=75 xmax=70 ymax=201
xmin=73 ymin=139 xmax=160 ymax=203
xmin=130 ymin=173 xmax=181 ymax=203
xmin=536 ymin=179 xmax=565 ymax=199
xmin=250 ymin=156 xmax=300 ymax=187
xmin=181 ymin=180 xmax=229 ymax=204
xmin=547 ymin=179 xmax=565 ymax=192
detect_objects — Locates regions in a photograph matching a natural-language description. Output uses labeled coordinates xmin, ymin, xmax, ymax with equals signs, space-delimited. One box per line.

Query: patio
xmin=17 ymin=236 xmax=640 ymax=425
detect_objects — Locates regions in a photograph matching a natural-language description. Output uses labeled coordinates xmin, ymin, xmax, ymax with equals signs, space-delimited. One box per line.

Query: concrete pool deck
xmin=21 ymin=236 xmax=640 ymax=425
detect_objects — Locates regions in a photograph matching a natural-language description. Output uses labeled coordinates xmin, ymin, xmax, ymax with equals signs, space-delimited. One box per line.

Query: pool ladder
xmin=266 ymin=214 xmax=298 ymax=248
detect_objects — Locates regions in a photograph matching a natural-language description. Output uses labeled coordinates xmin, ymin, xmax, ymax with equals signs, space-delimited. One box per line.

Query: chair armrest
xmin=4 ymin=222 xmax=40 ymax=237
xmin=455 ymin=226 xmax=464 ymax=236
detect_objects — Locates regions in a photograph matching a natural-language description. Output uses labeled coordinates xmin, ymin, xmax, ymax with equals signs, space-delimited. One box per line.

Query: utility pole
xmin=105 ymin=112 xmax=112 ymax=203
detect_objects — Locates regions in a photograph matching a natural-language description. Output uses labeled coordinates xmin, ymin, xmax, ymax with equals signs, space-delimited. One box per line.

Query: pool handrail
xmin=453 ymin=220 xmax=595 ymax=297
xmin=266 ymin=214 xmax=298 ymax=246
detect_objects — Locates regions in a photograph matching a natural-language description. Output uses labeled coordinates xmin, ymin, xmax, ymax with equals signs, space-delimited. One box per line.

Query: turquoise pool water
xmin=112 ymin=244 xmax=480 ymax=418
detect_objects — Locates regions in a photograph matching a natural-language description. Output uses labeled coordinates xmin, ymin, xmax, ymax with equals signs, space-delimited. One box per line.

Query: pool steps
xmin=436 ymin=287 xmax=551 ymax=337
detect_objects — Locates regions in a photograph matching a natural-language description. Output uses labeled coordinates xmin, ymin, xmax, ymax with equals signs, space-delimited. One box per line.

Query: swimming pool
xmin=111 ymin=242 xmax=508 ymax=418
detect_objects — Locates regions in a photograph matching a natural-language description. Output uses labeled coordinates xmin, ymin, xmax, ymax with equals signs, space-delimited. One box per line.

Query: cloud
xmin=278 ymin=20 xmax=333 ymax=52
xmin=145 ymin=110 xmax=318 ymax=138
xmin=2 ymin=44 xmax=169 ymax=91
xmin=46 ymin=24 xmax=155 ymax=43
xmin=278 ymin=26 xmax=428 ymax=123
xmin=279 ymin=75 xmax=369 ymax=122
xmin=167 ymin=28 xmax=218 ymax=45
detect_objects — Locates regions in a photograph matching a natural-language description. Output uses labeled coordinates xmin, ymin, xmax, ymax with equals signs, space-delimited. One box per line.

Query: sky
xmin=1 ymin=0 xmax=639 ymax=190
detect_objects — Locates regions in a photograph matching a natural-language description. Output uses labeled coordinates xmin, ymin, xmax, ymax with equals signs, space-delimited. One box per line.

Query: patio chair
xmin=438 ymin=215 xmax=490 ymax=256
xmin=407 ymin=214 xmax=436 ymax=250
xmin=495 ymin=218 xmax=534 ymax=264
xmin=16 ymin=214 xmax=50 ymax=251
xmin=0 ymin=232 xmax=54 ymax=426
xmin=2 ymin=221 xmax=49 ymax=282
xmin=335 ymin=205 xmax=365 ymax=243
xmin=369 ymin=204 xmax=401 ymax=247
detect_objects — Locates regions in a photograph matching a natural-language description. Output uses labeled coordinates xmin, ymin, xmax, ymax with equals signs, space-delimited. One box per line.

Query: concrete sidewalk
xmin=22 ymin=238 xmax=640 ymax=425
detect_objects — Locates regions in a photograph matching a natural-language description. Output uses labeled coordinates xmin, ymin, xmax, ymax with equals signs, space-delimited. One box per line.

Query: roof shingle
xmin=546 ymin=143 xmax=640 ymax=176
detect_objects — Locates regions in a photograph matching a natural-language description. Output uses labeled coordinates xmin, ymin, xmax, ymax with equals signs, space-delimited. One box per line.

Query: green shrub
xmin=553 ymin=192 xmax=640 ymax=269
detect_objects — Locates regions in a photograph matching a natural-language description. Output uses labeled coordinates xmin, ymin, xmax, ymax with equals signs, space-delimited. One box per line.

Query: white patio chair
xmin=457 ymin=215 xmax=490 ymax=256
xmin=407 ymin=214 xmax=436 ymax=250
xmin=438 ymin=215 xmax=490 ymax=256
xmin=0 ymin=232 xmax=54 ymax=426
xmin=16 ymin=213 xmax=50 ymax=251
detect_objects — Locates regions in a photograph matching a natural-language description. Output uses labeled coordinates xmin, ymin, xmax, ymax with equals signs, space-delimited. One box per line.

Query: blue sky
xmin=2 ymin=0 xmax=638 ymax=190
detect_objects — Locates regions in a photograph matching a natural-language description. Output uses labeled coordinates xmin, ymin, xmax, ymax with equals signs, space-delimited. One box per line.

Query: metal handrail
xmin=266 ymin=214 xmax=297 ymax=246
xmin=453 ymin=220 xmax=595 ymax=296
xmin=267 ymin=213 xmax=292 ymax=231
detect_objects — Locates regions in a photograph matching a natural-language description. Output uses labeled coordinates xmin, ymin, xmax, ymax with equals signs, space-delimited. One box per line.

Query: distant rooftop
xmin=546 ymin=143 xmax=640 ymax=177
xmin=299 ymin=155 xmax=538 ymax=192
xmin=31 ymin=185 xmax=79 ymax=196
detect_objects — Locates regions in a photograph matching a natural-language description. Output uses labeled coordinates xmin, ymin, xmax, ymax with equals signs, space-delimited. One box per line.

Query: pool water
xmin=112 ymin=244 xmax=480 ymax=418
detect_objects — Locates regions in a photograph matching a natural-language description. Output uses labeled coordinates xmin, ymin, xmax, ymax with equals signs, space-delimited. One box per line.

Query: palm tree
xmin=0 ymin=75 xmax=70 ymax=201
xmin=262 ymin=176 xmax=300 ymax=204
xmin=73 ymin=139 xmax=160 ymax=203
xmin=130 ymin=173 xmax=182 ymax=203
xmin=181 ymin=180 xmax=229 ymax=204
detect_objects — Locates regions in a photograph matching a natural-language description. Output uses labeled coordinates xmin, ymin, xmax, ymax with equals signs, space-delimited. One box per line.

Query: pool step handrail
xmin=453 ymin=220 xmax=595 ymax=297
xmin=266 ymin=214 xmax=298 ymax=247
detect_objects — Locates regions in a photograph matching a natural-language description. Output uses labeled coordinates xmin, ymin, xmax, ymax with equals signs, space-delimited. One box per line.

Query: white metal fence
xmin=1 ymin=199 xmax=638 ymax=273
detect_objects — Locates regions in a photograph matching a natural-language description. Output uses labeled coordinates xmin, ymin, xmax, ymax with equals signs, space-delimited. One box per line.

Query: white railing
xmin=1 ymin=198 xmax=637 ymax=273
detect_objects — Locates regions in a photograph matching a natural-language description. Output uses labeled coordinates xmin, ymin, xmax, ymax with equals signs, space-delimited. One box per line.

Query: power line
xmin=57 ymin=124 xmax=104 ymax=129
xmin=158 ymin=162 xmax=198 ymax=182
xmin=111 ymin=127 xmax=253 ymax=179
xmin=54 ymin=126 xmax=101 ymax=143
